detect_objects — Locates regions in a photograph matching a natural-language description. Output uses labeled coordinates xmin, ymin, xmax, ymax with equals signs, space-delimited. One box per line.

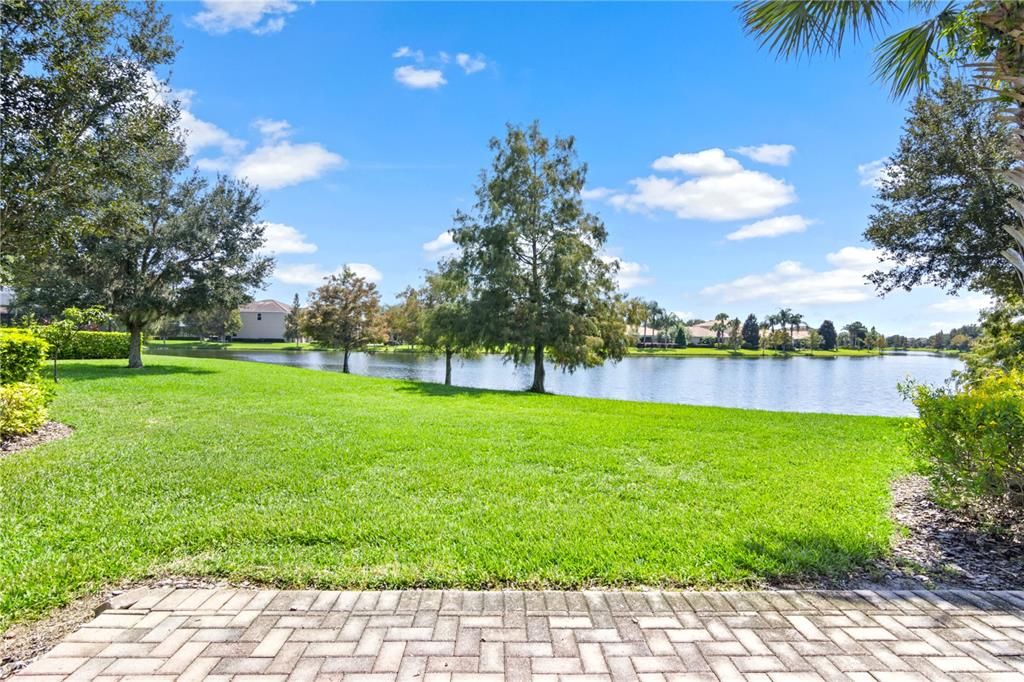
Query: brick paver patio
xmin=14 ymin=588 xmax=1024 ymax=681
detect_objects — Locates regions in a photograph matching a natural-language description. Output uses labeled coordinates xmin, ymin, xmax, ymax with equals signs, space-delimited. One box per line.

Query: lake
xmin=148 ymin=347 xmax=962 ymax=417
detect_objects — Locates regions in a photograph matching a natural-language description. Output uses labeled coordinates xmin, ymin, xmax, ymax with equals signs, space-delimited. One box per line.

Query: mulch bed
xmin=848 ymin=475 xmax=1024 ymax=590
xmin=0 ymin=422 xmax=73 ymax=458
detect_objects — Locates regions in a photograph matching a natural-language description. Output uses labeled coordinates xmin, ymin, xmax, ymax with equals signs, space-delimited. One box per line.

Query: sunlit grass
xmin=1 ymin=355 xmax=909 ymax=628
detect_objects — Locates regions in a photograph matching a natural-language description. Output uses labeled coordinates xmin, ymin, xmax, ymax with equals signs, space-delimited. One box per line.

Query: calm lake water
xmin=148 ymin=346 xmax=962 ymax=417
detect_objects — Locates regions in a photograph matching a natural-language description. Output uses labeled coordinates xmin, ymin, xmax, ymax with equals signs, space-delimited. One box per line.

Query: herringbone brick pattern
xmin=15 ymin=588 xmax=1024 ymax=681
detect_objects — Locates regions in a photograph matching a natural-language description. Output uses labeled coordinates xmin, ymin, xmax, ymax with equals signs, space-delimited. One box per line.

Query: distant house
xmin=236 ymin=299 xmax=291 ymax=340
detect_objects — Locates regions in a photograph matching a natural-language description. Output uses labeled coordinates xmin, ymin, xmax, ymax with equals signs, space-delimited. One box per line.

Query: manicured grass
xmin=0 ymin=356 xmax=909 ymax=628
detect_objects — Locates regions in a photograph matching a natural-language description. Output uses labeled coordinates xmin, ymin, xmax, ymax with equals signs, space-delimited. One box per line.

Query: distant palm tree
xmin=711 ymin=312 xmax=730 ymax=348
xmin=789 ymin=312 xmax=804 ymax=351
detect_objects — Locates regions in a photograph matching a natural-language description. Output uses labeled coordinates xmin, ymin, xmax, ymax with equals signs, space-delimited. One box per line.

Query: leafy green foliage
xmin=35 ymin=330 xmax=129 ymax=360
xmin=15 ymin=120 xmax=272 ymax=368
xmin=865 ymin=77 xmax=1019 ymax=297
xmin=418 ymin=263 xmax=476 ymax=385
xmin=284 ymin=294 xmax=303 ymax=345
xmin=963 ymin=297 xmax=1024 ymax=380
xmin=818 ymin=320 xmax=837 ymax=351
xmin=0 ymin=382 xmax=47 ymax=438
xmin=453 ymin=122 xmax=629 ymax=393
xmin=0 ymin=355 xmax=907 ymax=626
xmin=33 ymin=306 xmax=111 ymax=382
xmin=903 ymin=370 xmax=1024 ymax=512
xmin=301 ymin=267 xmax=385 ymax=373
xmin=0 ymin=328 xmax=48 ymax=384
xmin=741 ymin=314 xmax=760 ymax=349
xmin=0 ymin=0 xmax=176 ymax=276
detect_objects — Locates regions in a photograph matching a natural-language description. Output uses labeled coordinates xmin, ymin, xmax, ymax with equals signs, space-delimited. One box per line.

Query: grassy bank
xmin=146 ymin=339 xmax=315 ymax=351
xmin=627 ymin=347 xmax=885 ymax=358
xmin=0 ymin=356 xmax=909 ymax=628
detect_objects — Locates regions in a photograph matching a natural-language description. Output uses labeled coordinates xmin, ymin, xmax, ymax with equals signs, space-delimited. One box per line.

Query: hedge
xmin=0 ymin=382 xmax=48 ymax=438
xmin=35 ymin=328 xmax=130 ymax=359
xmin=0 ymin=328 xmax=49 ymax=383
xmin=904 ymin=369 xmax=1024 ymax=512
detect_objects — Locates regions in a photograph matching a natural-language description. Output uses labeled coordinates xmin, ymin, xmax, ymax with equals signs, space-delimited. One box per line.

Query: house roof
xmin=239 ymin=299 xmax=290 ymax=314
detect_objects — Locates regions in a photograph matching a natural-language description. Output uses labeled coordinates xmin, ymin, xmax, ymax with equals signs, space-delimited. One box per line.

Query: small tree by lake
xmin=808 ymin=328 xmax=821 ymax=356
xmin=302 ymin=267 xmax=384 ymax=374
xmin=284 ymin=294 xmax=303 ymax=347
xmin=819 ymin=320 xmax=838 ymax=351
xmin=419 ymin=263 xmax=475 ymax=386
xmin=727 ymin=317 xmax=742 ymax=351
xmin=741 ymin=314 xmax=759 ymax=349
xmin=452 ymin=121 xmax=628 ymax=393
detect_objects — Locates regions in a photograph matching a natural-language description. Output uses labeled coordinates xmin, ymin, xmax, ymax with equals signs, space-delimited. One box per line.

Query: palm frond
xmin=873 ymin=3 xmax=965 ymax=98
xmin=738 ymin=1 xmax=898 ymax=59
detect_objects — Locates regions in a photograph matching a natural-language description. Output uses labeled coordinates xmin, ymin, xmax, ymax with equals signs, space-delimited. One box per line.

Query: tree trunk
xmin=444 ymin=347 xmax=453 ymax=386
xmin=53 ymin=355 xmax=59 ymax=383
xmin=342 ymin=348 xmax=350 ymax=374
xmin=529 ymin=342 xmax=545 ymax=393
xmin=128 ymin=326 xmax=143 ymax=368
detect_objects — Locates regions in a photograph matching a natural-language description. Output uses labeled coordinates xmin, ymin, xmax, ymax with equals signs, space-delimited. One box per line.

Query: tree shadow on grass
xmin=393 ymin=380 xmax=529 ymax=400
xmin=57 ymin=364 xmax=217 ymax=382
xmin=731 ymin=530 xmax=884 ymax=588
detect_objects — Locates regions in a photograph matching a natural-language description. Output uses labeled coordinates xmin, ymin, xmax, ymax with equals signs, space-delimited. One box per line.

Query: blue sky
xmin=162 ymin=1 xmax=989 ymax=337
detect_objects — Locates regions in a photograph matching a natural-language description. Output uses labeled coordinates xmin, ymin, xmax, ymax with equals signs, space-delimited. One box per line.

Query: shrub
xmin=0 ymin=382 xmax=48 ymax=438
xmin=903 ymin=370 xmax=1024 ymax=512
xmin=35 ymin=328 xmax=130 ymax=359
xmin=0 ymin=328 xmax=49 ymax=383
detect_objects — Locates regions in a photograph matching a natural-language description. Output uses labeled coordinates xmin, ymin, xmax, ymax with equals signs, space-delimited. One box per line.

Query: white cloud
xmin=254 ymin=118 xmax=292 ymax=143
xmin=609 ymin=170 xmax=796 ymax=221
xmin=192 ymin=0 xmax=298 ymax=35
xmin=392 ymin=46 xmax=424 ymax=62
xmin=422 ymin=231 xmax=458 ymax=260
xmin=929 ymin=294 xmax=993 ymax=314
xmin=455 ymin=52 xmax=487 ymax=74
xmin=259 ymin=222 xmax=317 ymax=255
xmin=347 ymin=263 xmax=383 ymax=283
xmin=700 ymin=246 xmax=887 ymax=305
xmin=651 ymin=148 xmax=743 ymax=176
xmin=857 ymin=157 xmax=902 ymax=189
xmin=726 ymin=215 xmax=814 ymax=241
xmin=581 ymin=187 xmax=614 ymax=200
xmin=614 ymin=261 xmax=654 ymax=289
xmin=276 ymin=262 xmax=382 ymax=286
xmin=733 ymin=144 xmax=796 ymax=166
xmin=233 ymin=141 xmax=344 ymax=190
xmin=394 ymin=65 xmax=447 ymax=89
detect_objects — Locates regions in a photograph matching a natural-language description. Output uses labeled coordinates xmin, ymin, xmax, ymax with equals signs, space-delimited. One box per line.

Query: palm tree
xmin=739 ymin=1 xmax=1024 ymax=292
xmin=790 ymin=312 xmax=804 ymax=350
xmin=711 ymin=312 xmax=730 ymax=347
xmin=775 ymin=308 xmax=792 ymax=350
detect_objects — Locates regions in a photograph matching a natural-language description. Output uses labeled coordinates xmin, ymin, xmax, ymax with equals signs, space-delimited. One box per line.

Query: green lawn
xmin=0 ymin=356 xmax=909 ymax=628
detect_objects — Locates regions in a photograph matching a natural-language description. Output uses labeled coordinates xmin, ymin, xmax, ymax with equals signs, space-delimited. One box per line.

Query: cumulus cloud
xmin=233 ymin=141 xmax=344 ymax=190
xmin=600 ymin=253 xmax=653 ymax=289
xmin=455 ymin=52 xmax=487 ymax=74
xmin=726 ymin=215 xmax=814 ymax=241
xmin=929 ymin=294 xmax=994 ymax=314
xmin=597 ymin=148 xmax=797 ymax=221
xmin=259 ymin=222 xmax=317 ymax=255
xmin=700 ymin=246 xmax=886 ymax=305
xmin=347 ymin=263 xmax=383 ymax=283
xmin=857 ymin=157 xmax=903 ymax=189
xmin=651 ymin=148 xmax=742 ymax=175
xmin=394 ymin=65 xmax=447 ymax=89
xmin=733 ymin=144 xmax=796 ymax=166
xmin=192 ymin=0 xmax=298 ymax=35
xmin=276 ymin=262 xmax=382 ymax=286
xmin=581 ymin=187 xmax=614 ymax=200
xmin=609 ymin=171 xmax=796 ymax=221
xmin=422 ymin=231 xmax=458 ymax=260
xmin=254 ymin=118 xmax=292 ymax=143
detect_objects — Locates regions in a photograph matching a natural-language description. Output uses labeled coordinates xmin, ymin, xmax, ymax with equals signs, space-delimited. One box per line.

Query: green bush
xmin=0 ymin=382 xmax=48 ymax=438
xmin=904 ymin=370 xmax=1024 ymax=511
xmin=0 ymin=328 xmax=49 ymax=383
xmin=35 ymin=328 xmax=130 ymax=359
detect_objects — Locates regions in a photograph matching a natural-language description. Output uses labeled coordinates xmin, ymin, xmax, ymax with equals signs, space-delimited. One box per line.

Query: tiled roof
xmin=239 ymin=299 xmax=290 ymax=314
